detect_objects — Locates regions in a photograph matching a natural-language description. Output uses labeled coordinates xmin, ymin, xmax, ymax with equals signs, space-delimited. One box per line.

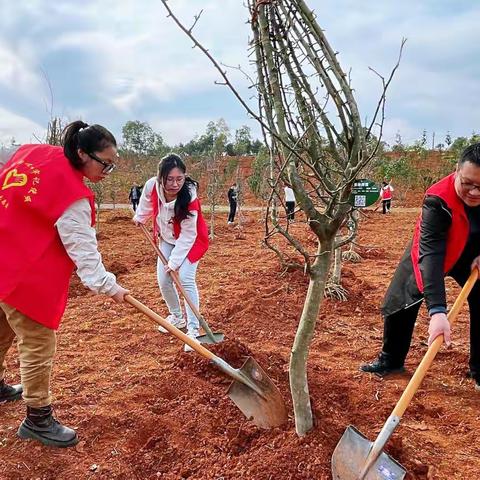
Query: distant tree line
xmin=119 ymin=118 xmax=264 ymax=158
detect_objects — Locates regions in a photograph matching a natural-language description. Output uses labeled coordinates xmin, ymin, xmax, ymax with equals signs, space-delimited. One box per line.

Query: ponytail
xmin=62 ymin=121 xmax=117 ymax=170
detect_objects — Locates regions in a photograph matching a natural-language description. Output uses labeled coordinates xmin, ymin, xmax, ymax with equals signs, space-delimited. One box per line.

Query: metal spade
xmin=332 ymin=268 xmax=478 ymax=480
xmin=126 ymin=294 xmax=287 ymax=428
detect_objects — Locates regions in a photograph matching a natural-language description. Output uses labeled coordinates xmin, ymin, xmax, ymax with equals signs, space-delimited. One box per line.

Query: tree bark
xmin=289 ymin=237 xmax=334 ymax=436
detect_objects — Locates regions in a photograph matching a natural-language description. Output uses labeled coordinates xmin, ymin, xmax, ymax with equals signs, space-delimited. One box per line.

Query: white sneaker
xmin=158 ymin=314 xmax=186 ymax=333
xmin=184 ymin=330 xmax=201 ymax=352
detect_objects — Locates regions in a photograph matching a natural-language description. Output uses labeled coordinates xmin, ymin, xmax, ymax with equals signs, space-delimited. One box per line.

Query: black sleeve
xmin=418 ymin=195 xmax=452 ymax=312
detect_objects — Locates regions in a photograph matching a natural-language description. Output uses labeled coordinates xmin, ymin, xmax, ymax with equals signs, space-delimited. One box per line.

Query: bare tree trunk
xmin=209 ymin=203 xmax=215 ymax=240
xmin=290 ymin=238 xmax=333 ymax=436
xmin=330 ymin=245 xmax=342 ymax=285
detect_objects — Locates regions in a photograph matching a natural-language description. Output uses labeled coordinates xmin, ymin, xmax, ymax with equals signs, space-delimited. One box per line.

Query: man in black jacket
xmin=128 ymin=184 xmax=142 ymax=211
xmin=361 ymin=144 xmax=480 ymax=390
xmin=227 ymin=183 xmax=238 ymax=224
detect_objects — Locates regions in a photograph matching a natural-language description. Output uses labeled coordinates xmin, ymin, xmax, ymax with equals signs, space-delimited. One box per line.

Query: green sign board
xmin=350 ymin=178 xmax=380 ymax=208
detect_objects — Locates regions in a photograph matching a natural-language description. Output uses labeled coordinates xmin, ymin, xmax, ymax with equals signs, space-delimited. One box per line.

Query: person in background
xmin=380 ymin=180 xmax=394 ymax=214
xmin=129 ymin=183 xmax=142 ymax=211
xmin=133 ymin=153 xmax=209 ymax=352
xmin=227 ymin=182 xmax=238 ymax=224
xmin=0 ymin=121 xmax=129 ymax=448
xmin=284 ymin=184 xmax=296 ymax=221
xmin=361 ymin=144 xmax=480 ymax=392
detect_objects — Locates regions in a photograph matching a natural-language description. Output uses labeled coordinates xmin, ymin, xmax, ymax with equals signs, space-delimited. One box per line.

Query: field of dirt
xmin=2 ymin=205 xmax=479 ymax=479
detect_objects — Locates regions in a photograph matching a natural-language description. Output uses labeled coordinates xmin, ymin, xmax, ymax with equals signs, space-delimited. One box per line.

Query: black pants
xmin=382 ymin=274 xmax=480 ymax=377
xmin=228 ymin=201 xmax=237 ymax=222
xmin=286 ymin=201 xmax=295 ymax=220
xmin=131 ymin=199 xmax=139 ymax=212
xmin=382 ymin=199 xmax=391 ymax=214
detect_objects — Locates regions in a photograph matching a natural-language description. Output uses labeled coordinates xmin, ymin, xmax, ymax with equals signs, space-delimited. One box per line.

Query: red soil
xmin=2 ymin=207 xmax=479 ymax=479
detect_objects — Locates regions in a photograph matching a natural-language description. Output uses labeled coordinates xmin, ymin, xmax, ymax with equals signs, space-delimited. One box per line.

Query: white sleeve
xmin=168 ymin=211 xmax=198 ymax=270
xmin=55 ymin=198 xmax=120 ymax=296
xmin=133 ymin=177 xmax=155 ymax=224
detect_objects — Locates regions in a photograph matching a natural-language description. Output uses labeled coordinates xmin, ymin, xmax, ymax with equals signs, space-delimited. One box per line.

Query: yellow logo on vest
xmin=2 ymin=169 xmax=28 ymax=190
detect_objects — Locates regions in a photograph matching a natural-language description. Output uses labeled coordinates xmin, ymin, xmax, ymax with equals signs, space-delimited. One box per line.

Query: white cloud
xmin=151 ymin=116 xmax=216 ymax=145
xmin=0 ymin=0 xmax=479 ymax=147
xmin=0 ymin=107 xmax=45 ymax=145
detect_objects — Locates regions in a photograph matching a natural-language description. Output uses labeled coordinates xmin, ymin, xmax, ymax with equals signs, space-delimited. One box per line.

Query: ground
xmin=2 ymin=207 xmax=479 ymax=479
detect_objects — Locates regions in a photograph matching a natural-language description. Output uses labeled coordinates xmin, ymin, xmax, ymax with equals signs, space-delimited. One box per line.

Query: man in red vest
xmin=0 ymin=121 xmax=129 ymax=447
xmin=361 ymin=144 xmax=480 ymax=391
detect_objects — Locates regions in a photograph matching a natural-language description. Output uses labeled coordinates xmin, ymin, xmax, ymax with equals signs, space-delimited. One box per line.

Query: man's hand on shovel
xmin=428 ymin=312 xmax=451 ymax=347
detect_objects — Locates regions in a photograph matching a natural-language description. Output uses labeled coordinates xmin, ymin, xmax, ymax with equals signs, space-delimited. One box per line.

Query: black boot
xmin=0 ymin=379 xmax=22 ymax=403
xmin=360 ymin=352 xmax=405 ymax=376
xmin=17 ymin=405 xmax=78 ymax=448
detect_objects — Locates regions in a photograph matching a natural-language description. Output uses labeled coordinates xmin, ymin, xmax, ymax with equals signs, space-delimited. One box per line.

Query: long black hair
xmin=158 ymin=153 xmax=198 ymax=222
xmin=62 ymin=120 xmax=117 ymax=170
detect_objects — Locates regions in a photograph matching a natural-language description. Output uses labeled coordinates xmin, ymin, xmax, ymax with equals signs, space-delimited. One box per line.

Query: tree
xmin=445 ymin=132 xmax=452 ymax=147
xmin=234 ymin=125 xmax=253 ymax=155
xmin=162 ymin=0 xmax=403 ymax=436
xmin=251 ymin=139 xmax=264 ymax=154
xmin=206 ymin=118 xmax=230 ymax=156
xmin=248 ymin=146 xmax=271 ymax=199
xmin=122 ymin=120 xmax=167 ymax=156
xmin=45 ymin=117 xmax=64 ymax=146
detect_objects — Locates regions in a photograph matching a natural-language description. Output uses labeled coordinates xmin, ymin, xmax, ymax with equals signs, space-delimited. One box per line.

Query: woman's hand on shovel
xmin=111 ymin=285 xmax=130 ymax=303
xmin=428 ymin=312 xmax=451 ymax=347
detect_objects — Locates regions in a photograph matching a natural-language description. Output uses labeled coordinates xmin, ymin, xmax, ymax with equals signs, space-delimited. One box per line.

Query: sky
xmin=1 ymin=0 xmax=479 ymax=148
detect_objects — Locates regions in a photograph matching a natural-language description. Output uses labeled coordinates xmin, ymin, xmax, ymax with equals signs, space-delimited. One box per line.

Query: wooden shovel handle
xmin=392 ymin=268 xmax=479 ymax=418
xmin=124 ymin=294 xmax=215 ymax=360
xmin=139 ymin=224 xmax=203 ymax=319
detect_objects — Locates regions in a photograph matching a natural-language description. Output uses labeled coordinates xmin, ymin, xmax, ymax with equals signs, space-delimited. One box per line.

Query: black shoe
xmin=0 ymin=379 xmax=22 ymax=403
xmin=360 ymin=354 xmax=405 ymax=376
xmin=17 ymin=405 xmax=78 ymax=448
xmin=466 ymin=371 xmax=480 ymax=391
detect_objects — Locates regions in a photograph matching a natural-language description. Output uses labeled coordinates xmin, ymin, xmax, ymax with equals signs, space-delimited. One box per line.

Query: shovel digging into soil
xmin=139 ymin=223 xmax=224 ymax=344
xmin=331 ymin=268 xmax=478 ymax=480
xmin=125 ymin=294 xmax=287 ymax=429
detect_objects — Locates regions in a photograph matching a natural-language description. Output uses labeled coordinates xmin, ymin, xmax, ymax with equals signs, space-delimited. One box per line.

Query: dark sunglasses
xmin=88 ymin=152 xmax=117 ymax=174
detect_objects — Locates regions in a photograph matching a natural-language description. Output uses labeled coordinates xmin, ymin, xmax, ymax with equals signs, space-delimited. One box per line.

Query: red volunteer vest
xmin=411 ymin=173 xmax=468 ymax=292
xmin=382 ymin=186 xmax=392 ymax=200
xmin=151 ymin=183 xmax=209 ymax=263
xmin=0 ymin=144 xmax=95 ymax=329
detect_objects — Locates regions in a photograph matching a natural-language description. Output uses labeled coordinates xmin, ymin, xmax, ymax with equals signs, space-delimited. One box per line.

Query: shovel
xmin=332 ymin=268 xmax=479 ymax=480
xmin=139 ymin=223 xmax=224 ymax=344
xmin=125 ymin=294 xmax=287 ymax=429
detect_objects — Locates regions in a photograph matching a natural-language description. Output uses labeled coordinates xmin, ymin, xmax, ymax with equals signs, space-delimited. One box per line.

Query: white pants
xmin=156 ymin=241 xmax=200 ymax=334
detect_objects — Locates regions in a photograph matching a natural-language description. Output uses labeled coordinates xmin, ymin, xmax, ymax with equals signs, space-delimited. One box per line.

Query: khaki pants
xmin=0 ymin=301 xmax=56 ymax=407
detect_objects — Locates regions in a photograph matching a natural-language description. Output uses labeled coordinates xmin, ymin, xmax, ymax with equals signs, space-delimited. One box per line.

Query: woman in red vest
xmin=380 ymin=180 xmax=394 ymax=213
xmin=0 ymin=121 xmax=129 ymax=447
xmin=360 ymin=144 xmax=480 ymax=391
xmin=133 ymin=154 xmax=208 ymax=352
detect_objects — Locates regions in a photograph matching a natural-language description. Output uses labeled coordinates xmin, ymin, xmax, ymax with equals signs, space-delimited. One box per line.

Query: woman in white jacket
xmin=134 ymin=154 xmax=209 ymax=351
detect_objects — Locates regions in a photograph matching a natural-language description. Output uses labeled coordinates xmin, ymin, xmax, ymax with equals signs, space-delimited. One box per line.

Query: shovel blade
xmin=196 ymin=332 xmax=225 ymax=344
xmin=227 ymin=357 xmax=287 ymax=429
xmin=332 ymin=426 xmax=406 ymax=480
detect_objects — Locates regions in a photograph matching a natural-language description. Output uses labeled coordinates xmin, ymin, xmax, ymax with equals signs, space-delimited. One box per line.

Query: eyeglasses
xmin=458 ymin=174 xmax=480 ymax=193
xmin=88 ymin=152 xmax=117 ymax=175
xmin=165 ymin=175 xmax=186 ymax=185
